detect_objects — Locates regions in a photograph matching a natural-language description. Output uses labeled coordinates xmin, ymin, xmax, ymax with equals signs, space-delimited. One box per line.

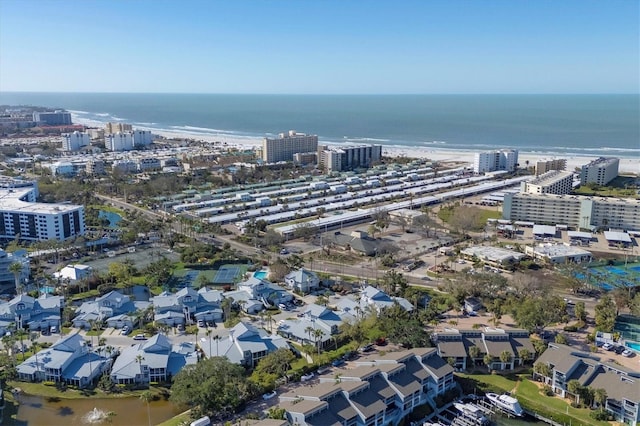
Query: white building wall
xmin=107 ymin=132 xmax=134 ymax=151
xmin=62 ymin=132 xmax=91 ymax=151
xmin=132 ymin=130 xmax=153 ymax=147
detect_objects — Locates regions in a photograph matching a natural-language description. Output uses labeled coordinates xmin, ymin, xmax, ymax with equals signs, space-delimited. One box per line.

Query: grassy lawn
xmin=157 ymin=410 xmax=192 ymax=426
xmin=515 ymin=378 xmax=609 ymax=426
xmin=457 ymin=373 xmax=609 ymax=426
xmin=7 ymin=381 xmax=169 ymax=400
xmin=477 ymin=209 xmax=502 ymax=222
xmin=85 ymin=329 xmax=103 ymax=337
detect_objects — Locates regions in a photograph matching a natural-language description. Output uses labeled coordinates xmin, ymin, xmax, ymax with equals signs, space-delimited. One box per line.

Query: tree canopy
xmin=170 ymin=357 xmax=258 ymax=419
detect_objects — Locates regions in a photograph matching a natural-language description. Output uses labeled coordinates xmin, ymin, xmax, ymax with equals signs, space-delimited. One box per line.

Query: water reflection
xmin=14 ymin=394 xmax=182 ymax=426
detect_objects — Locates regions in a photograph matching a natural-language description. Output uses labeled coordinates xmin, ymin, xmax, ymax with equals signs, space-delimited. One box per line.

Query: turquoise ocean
xmin=1 ymin=93 xmax=638 ymax=158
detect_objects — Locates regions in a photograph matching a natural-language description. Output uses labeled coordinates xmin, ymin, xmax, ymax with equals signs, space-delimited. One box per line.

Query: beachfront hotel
xmin=0 ymin=178 xmax=85 ymax=242
xmin=32 ymin=111 xmax=72 ymax=126
xmin=262 ymin=130 xmax=318 ymax=163
xmin=503 ymin=192 xmax=640 ymax=231
xmin=473 ymin=149 xmax=518 ymax=173
xmin=579 ymin=157 xmax=620 ymax=186
xmin=317 ymin=144 xmax=382 ymax=172
xmin=520 ymin=170 xmax=574 ymax=195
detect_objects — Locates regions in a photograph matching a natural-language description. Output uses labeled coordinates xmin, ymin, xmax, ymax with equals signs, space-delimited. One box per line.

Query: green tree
xmin=567 ymin=379 xmax=583 ymax=404
xmin=483 ymin=354 xmax=494 ymax=370
xmin=170 ymin=357 xmax=257 ymax=419
xmin=9 ymin=262 xmax=24 ymax=294
xmin=534 ymin=362 xmax=552 ymax=378
xmin=267 ymin=407 xmax=286 ymax=420
xmin=468 ymin=345 xmax=481 ymax=361
xmin=499 ymin=350 xmax=512 ymax=366
xmin=594 ymin=295 xmax=617 ymax=332
xmin=574 ymin=301 xmax=587 ymax=323
xmin=554 ymin=333 xmax=568 ymax=344
xmin=593 ymin=388 xmax=607 ymax=409
xmin=518 ymin=348 xmax=531 ymax=364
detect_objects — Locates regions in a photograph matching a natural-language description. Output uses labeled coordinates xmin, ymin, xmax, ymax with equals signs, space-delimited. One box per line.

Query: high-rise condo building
xmin=262 ymin=130 xmax=318 ymax=163
xmin=0 ymin=178 xmax=85 ymax=241
xmin=132 ymin=130 xmax=153 ymax=147
xmin=579 ymin=157 xmax=619 ymax=186
xmin=503 ymin=193 xmax=640 ymax=231
xmin=520 ymin=171 xmax=574 ymax=195
xmin=105 ymin=122 xmax=133 ymax=133
xmin=473 ymin=149 xmax=519 ymax=173
xmin=33 ymin=111 xmax=72 ymax=126
xmin=317 ymin=144 xmax=382 ymax=172
xmin=62 ymin=131 xmax=91 ymax=151
xmin=107 ymin=132 xmax=134 ymax=151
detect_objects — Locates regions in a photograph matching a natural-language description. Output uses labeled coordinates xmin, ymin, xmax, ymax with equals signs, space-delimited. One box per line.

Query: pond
xmin=98 ymin=210 xmax=122 ymax=228
xmin=12 ymin=393 xmax=183 ymax=425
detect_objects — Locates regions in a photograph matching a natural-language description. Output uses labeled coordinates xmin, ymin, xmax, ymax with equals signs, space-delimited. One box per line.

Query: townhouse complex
xmin=534 ymin=343 xmax=640 ymax=425
xmin=279 ymin=349 xmax=455 ymax=426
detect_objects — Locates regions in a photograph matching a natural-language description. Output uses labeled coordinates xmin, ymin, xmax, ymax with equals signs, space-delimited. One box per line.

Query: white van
xmin=190 ymin=416 xmax=211 ymax=426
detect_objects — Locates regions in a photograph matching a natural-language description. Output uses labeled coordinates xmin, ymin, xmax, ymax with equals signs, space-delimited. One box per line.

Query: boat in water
xmin=453 ymin=402 xmax=490 ymax=425
xmin=485 ymin=393 xmax=523 ymax=417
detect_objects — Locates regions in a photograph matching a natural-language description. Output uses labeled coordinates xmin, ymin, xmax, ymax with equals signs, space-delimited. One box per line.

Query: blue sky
xmin=0 ymin=0 xmax=638 ymax=94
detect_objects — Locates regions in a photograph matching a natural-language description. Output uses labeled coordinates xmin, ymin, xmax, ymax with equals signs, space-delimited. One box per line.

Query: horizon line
xmin=1 ymin=90 xmax=639 ymax=96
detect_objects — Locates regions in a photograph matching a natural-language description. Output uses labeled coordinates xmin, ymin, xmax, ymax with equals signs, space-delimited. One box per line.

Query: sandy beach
xmin=146 ymin=127 xmax=638 ymax=175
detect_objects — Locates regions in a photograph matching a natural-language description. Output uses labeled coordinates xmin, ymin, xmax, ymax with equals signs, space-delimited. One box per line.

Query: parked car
xmin=359 ymin=344 xmax=374 ymax=353
xmin=614 ymin=345 xmax=625 ymax=355
xmin=622 ymin=349 xmax=634 ymax=357
xmin=280 ymin=248 xmax=289 ymax=255
xmin=375 ymin=337 xmax=387 ymax=346
xmin=121 ymin=326 xmax=131 ymax=335
xmin=262 ymin=391 xmax=277 ymax=400
xmin=344 ymin=351 xmax=358 ymax=361
xmin=316 ymin=366 xmax=331 ymax=375
xmin=133 ymin=334 xmax=147 ymax=341
xmin=50 ymin=325 xmax=58 ymax=334
xmin=197 ymin=319 xmax=206 ymax=328
xmin=331 ymin=359 xmax=346 ymax=367
xmin=300 ymin=372 xmax=315 ymax=382
xmin=602 ymin=342 xmax=613 ymax=351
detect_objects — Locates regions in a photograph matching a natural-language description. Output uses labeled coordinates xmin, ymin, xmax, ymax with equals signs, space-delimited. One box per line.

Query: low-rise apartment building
xmin=534 ymin=343 xmax=640 ymax=425
xmin=280 ymin=349 xmax=455 ymax=426
xmin=520 ymin=171 xmax=574 ymax=195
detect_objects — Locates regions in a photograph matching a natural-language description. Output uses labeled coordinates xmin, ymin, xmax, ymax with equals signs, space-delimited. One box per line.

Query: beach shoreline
xmin=148 ymin=127 xmax=639 ymax=175
xmin=69 ymin=114 xmax=639 ymax=175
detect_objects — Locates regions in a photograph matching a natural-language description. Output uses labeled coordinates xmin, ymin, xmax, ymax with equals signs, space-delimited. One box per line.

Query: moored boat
xmin=485 ymin=393 xmax=523 ymax=417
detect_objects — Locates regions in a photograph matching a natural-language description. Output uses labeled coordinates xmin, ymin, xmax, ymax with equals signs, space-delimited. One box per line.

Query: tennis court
xmin=213 ymin=264 xmax=244 ymax=284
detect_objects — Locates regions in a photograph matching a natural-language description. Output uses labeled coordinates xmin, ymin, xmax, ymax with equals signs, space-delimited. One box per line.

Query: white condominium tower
xmin=520 ymin=171 xmax=574 ymax=195
xmin=262 ymin=130 xmax=318 ymax=163
xmin=473 ymin=149 xmax=518 ymax=173
xmin=62 ymin=131 xmax=91 ymax=151
xmin=580 ymin=157 xmax=619 ymax=186
xmin=0 ymin=178 xmax=85 ymax=242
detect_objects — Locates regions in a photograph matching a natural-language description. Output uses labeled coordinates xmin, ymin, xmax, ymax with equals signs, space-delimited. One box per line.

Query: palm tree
xmin=135 ymin=354 xmax=146 ymax=386
xmin=518 ymin=348 xmax=531 ymax=365
xmin=9 ymin=262 xmax=24 ymax=294
xmin=499 ymin=350 xmax=512 ymax=369
xmin=205 ymin=328 xmax=212 ymax=357
xmin=483 ymin=354 xmax=493 ymax=371
xmin=468 ymin=345 xmax=480 ymax=363
xmin=304 ymin=326 xmax=314 ymax=345
xmin=593 ymin=388 xmax=607 ymax=410
xmin=140 ymin=390 xmax=153 ymax=426
xmin=312 ymin=329 xmax=324 ymax=355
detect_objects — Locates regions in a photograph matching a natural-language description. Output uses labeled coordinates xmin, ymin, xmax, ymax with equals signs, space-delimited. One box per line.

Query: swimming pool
xmin=254 ymin=270 xmax=268 ymax=280
xmin=625 ymin=342 xmax=640 ymax=352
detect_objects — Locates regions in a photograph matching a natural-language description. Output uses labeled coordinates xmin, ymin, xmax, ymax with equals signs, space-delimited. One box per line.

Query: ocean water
xmin=1 ymin=92 xmax=639 ymax=158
